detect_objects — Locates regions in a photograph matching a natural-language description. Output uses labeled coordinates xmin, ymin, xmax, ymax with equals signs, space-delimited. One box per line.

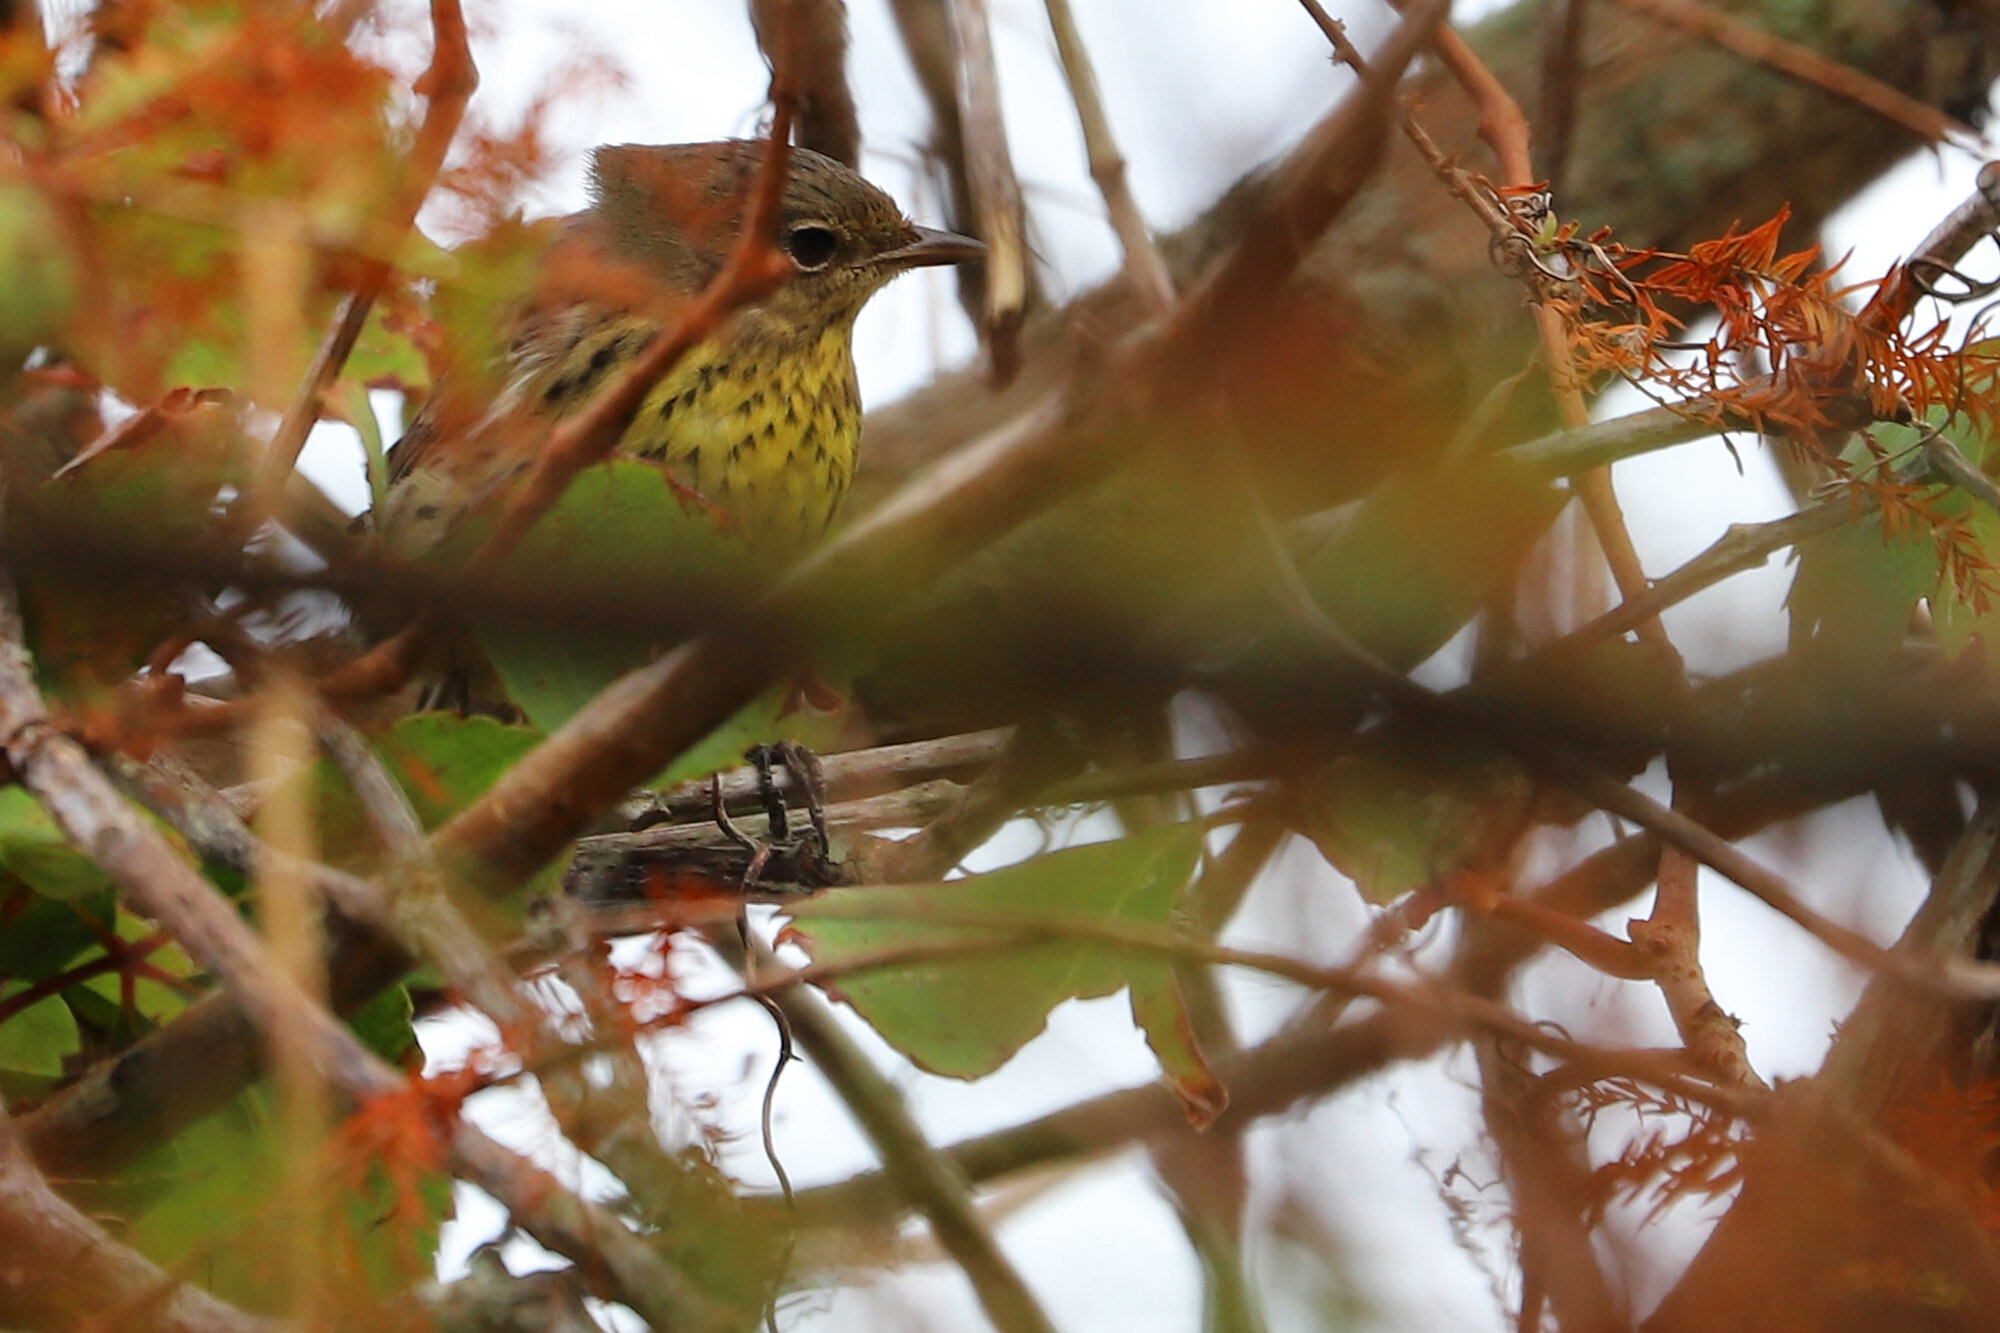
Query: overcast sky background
xmin=275 ymin=2 xmax=2000 ymax=1329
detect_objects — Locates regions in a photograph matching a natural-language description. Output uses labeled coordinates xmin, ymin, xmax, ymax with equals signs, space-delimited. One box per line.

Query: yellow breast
xmin=529 ymin=311 xmax=863 ymax=551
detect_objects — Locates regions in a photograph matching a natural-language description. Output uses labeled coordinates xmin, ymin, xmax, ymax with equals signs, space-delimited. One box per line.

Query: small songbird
xmin=379 ymin=140 xmax=983 ymax=558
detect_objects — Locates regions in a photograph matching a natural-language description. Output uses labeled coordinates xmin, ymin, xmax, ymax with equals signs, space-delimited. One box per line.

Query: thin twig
xmin=942 ymin=0 xmax=1031 ymax=380
xmin=0 ymin=1098 xmax=280 ymax=1333
xmin=750 ymin=0 xmax=860 ymax=165
xmin=1504 ymin=397 xmax=1751 ymax=475
xmin=1042 ymin=0 xmax=1175 ymax=316
xmin=622 ymin=727 xmax=1011 ymax=825
xmin=734 ymin=933 xmax=1061 ymax=1333
xmin=246 ymin=0 xmax=475 ymax=514
xmin=1615 ymin=0 xmax=1977 ymax=149
xmin=851 ymin=721 xmax=1080 ymax=881
xmin=1924 ymin=430 xmax=2000 ymax=517
xmin=1866 ymin=160 xmax=2000 ymax=331
xmin=885 ymin=0 xmax=983 ymax=324
xmin=1548 ymin=496 xmax=1860 ymax=651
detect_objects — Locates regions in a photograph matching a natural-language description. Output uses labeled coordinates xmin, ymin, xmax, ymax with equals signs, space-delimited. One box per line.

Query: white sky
xmin=363 ymin=4 xmax=2000 ymax=1331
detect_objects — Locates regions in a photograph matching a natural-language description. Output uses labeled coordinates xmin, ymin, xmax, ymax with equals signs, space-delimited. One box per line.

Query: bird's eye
xmin=784 ymin=224 xmax=840 ymax=271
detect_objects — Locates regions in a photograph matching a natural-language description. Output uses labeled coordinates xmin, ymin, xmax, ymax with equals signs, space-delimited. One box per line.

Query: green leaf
xmin=1294 ymin=454 xmax=1566 ymax=668
xmin=127 ymin=1090 xmax=452 ymax=1314
xmin=469 ymin=461 xmax=773 ymax=731
xmin=301 ymin=713 xmax=540 ymax=873
xmin=0 ymin=982 xmax=79 ymax=1077
xmin=788 ymin=826 xmax=1215 ymax=1107
xmin=1294 ymin=727 xmax=1537 ymax=904
xmin=1787 ymin=512 xmax=1937 ymax=679
xmin=347 ymin=984 xmax=417 ymax=1064
xmin=1793 ymin=412 xmax=1997 ymax=681
xmin=365 ymin=713 xmax=543 ymax=829
xmin=0 ymin=787 xmax=115 ymax=902
xmin=0 ymin=891 xmax=109 ymax=977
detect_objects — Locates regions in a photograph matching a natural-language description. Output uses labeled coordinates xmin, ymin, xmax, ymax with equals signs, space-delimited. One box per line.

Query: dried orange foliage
xmin=334 ymin=1060 xmax=489 ymax=1243
xmin=1576 ymin=1079 xmax=1745 ymax=1225
xmin=1512 ymin=193 xmax=2000 ymax=602
xmin=1543 ymin=207 xmax=1987 ymax=431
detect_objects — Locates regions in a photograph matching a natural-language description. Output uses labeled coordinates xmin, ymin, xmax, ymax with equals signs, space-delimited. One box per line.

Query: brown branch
xmin=735 ymin=933 xmax=1060 ymax=1333
xmin=567 ymin=743 xmax=1274 ymax=899
xmin=1294 ymin=0 xmax=1369 ymax=70
xmin=942 ymin=0 xmax=1031 ymax=381
xmin=1548 ymin=496 xmax=1860 ymax=652
xmin=0 ymin=581 xmax=731 ymax=1330
xmin=1615 ymin=0 xmax=1976 ymax=148
xmin=1472 ymin=1028 xmax=1627 ymax=1333
xmin=246 ymin=0 xmax=475 ymax=513
xmin=1866 ymin=160 xmax=2000 ymax=331
xmin=0 ymin=1098 xmax=280 ymax=1333
xmin=108 ymin=749 xmax=393 ymax=935
xmin=1042 ymin=0 xmax=1175 ymax=316
xmin=750 ymin=0 xmax=860 ymax=165
xmin=305 ymin=708 xmax=705 ymax=1245
xmin=850 ymin=721 xmax=1081 ymax=882
xmin=618 ymin=726 xmax=1011 ymax=826
xmin=1818 ymin=799 xmax=2000 ymax=1121
xmin=885 ymin=0 xmax=983 ymax=324
xmin=1521 ymin=737 xmax=2000 ymax=1001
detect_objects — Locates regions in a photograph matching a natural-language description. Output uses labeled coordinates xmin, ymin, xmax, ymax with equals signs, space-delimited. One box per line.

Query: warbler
xmin=380 ymin=140 xmax=983 ymax=557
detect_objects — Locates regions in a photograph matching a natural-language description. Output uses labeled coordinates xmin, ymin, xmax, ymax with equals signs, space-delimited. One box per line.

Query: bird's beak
xmin=877 ymin=224 xmax=986 ymax=269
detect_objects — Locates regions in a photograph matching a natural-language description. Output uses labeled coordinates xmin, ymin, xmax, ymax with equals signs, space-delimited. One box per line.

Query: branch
xmin=735 ymin=934 xmax=1060 ymax=1333
xmin=0 ymin=1098 xmax=279 ymax=1333
xmin=1614 ymin=0 xmax=1976 ymax=147
xmin=0 ymin=577 xmax=731 ymax=1330
xmin=942 ymin=0 xmax=1031 ymax=379
xmin=1042 ymin=0 xmax=1175 ymax=316
xmin=1867 ymin=160 xmax=2000 ymax=330
xmin=885 ymin=0 xmax=982 ymax=322
xmin=750 ymin=0 xmax=860 ymax=165
xmin=246 ymin=0 xmax=475 ymax=513
xmin=1549 ymin=497 xmax=1861 ymax=651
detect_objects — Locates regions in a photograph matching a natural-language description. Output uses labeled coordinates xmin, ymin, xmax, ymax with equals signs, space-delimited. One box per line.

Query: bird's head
xmin=582 ymin=140 xmax=982 ymax=334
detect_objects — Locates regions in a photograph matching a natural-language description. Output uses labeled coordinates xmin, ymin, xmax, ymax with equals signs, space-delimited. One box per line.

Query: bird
xmin=377 ymin=139 xmax=984 ymax=561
